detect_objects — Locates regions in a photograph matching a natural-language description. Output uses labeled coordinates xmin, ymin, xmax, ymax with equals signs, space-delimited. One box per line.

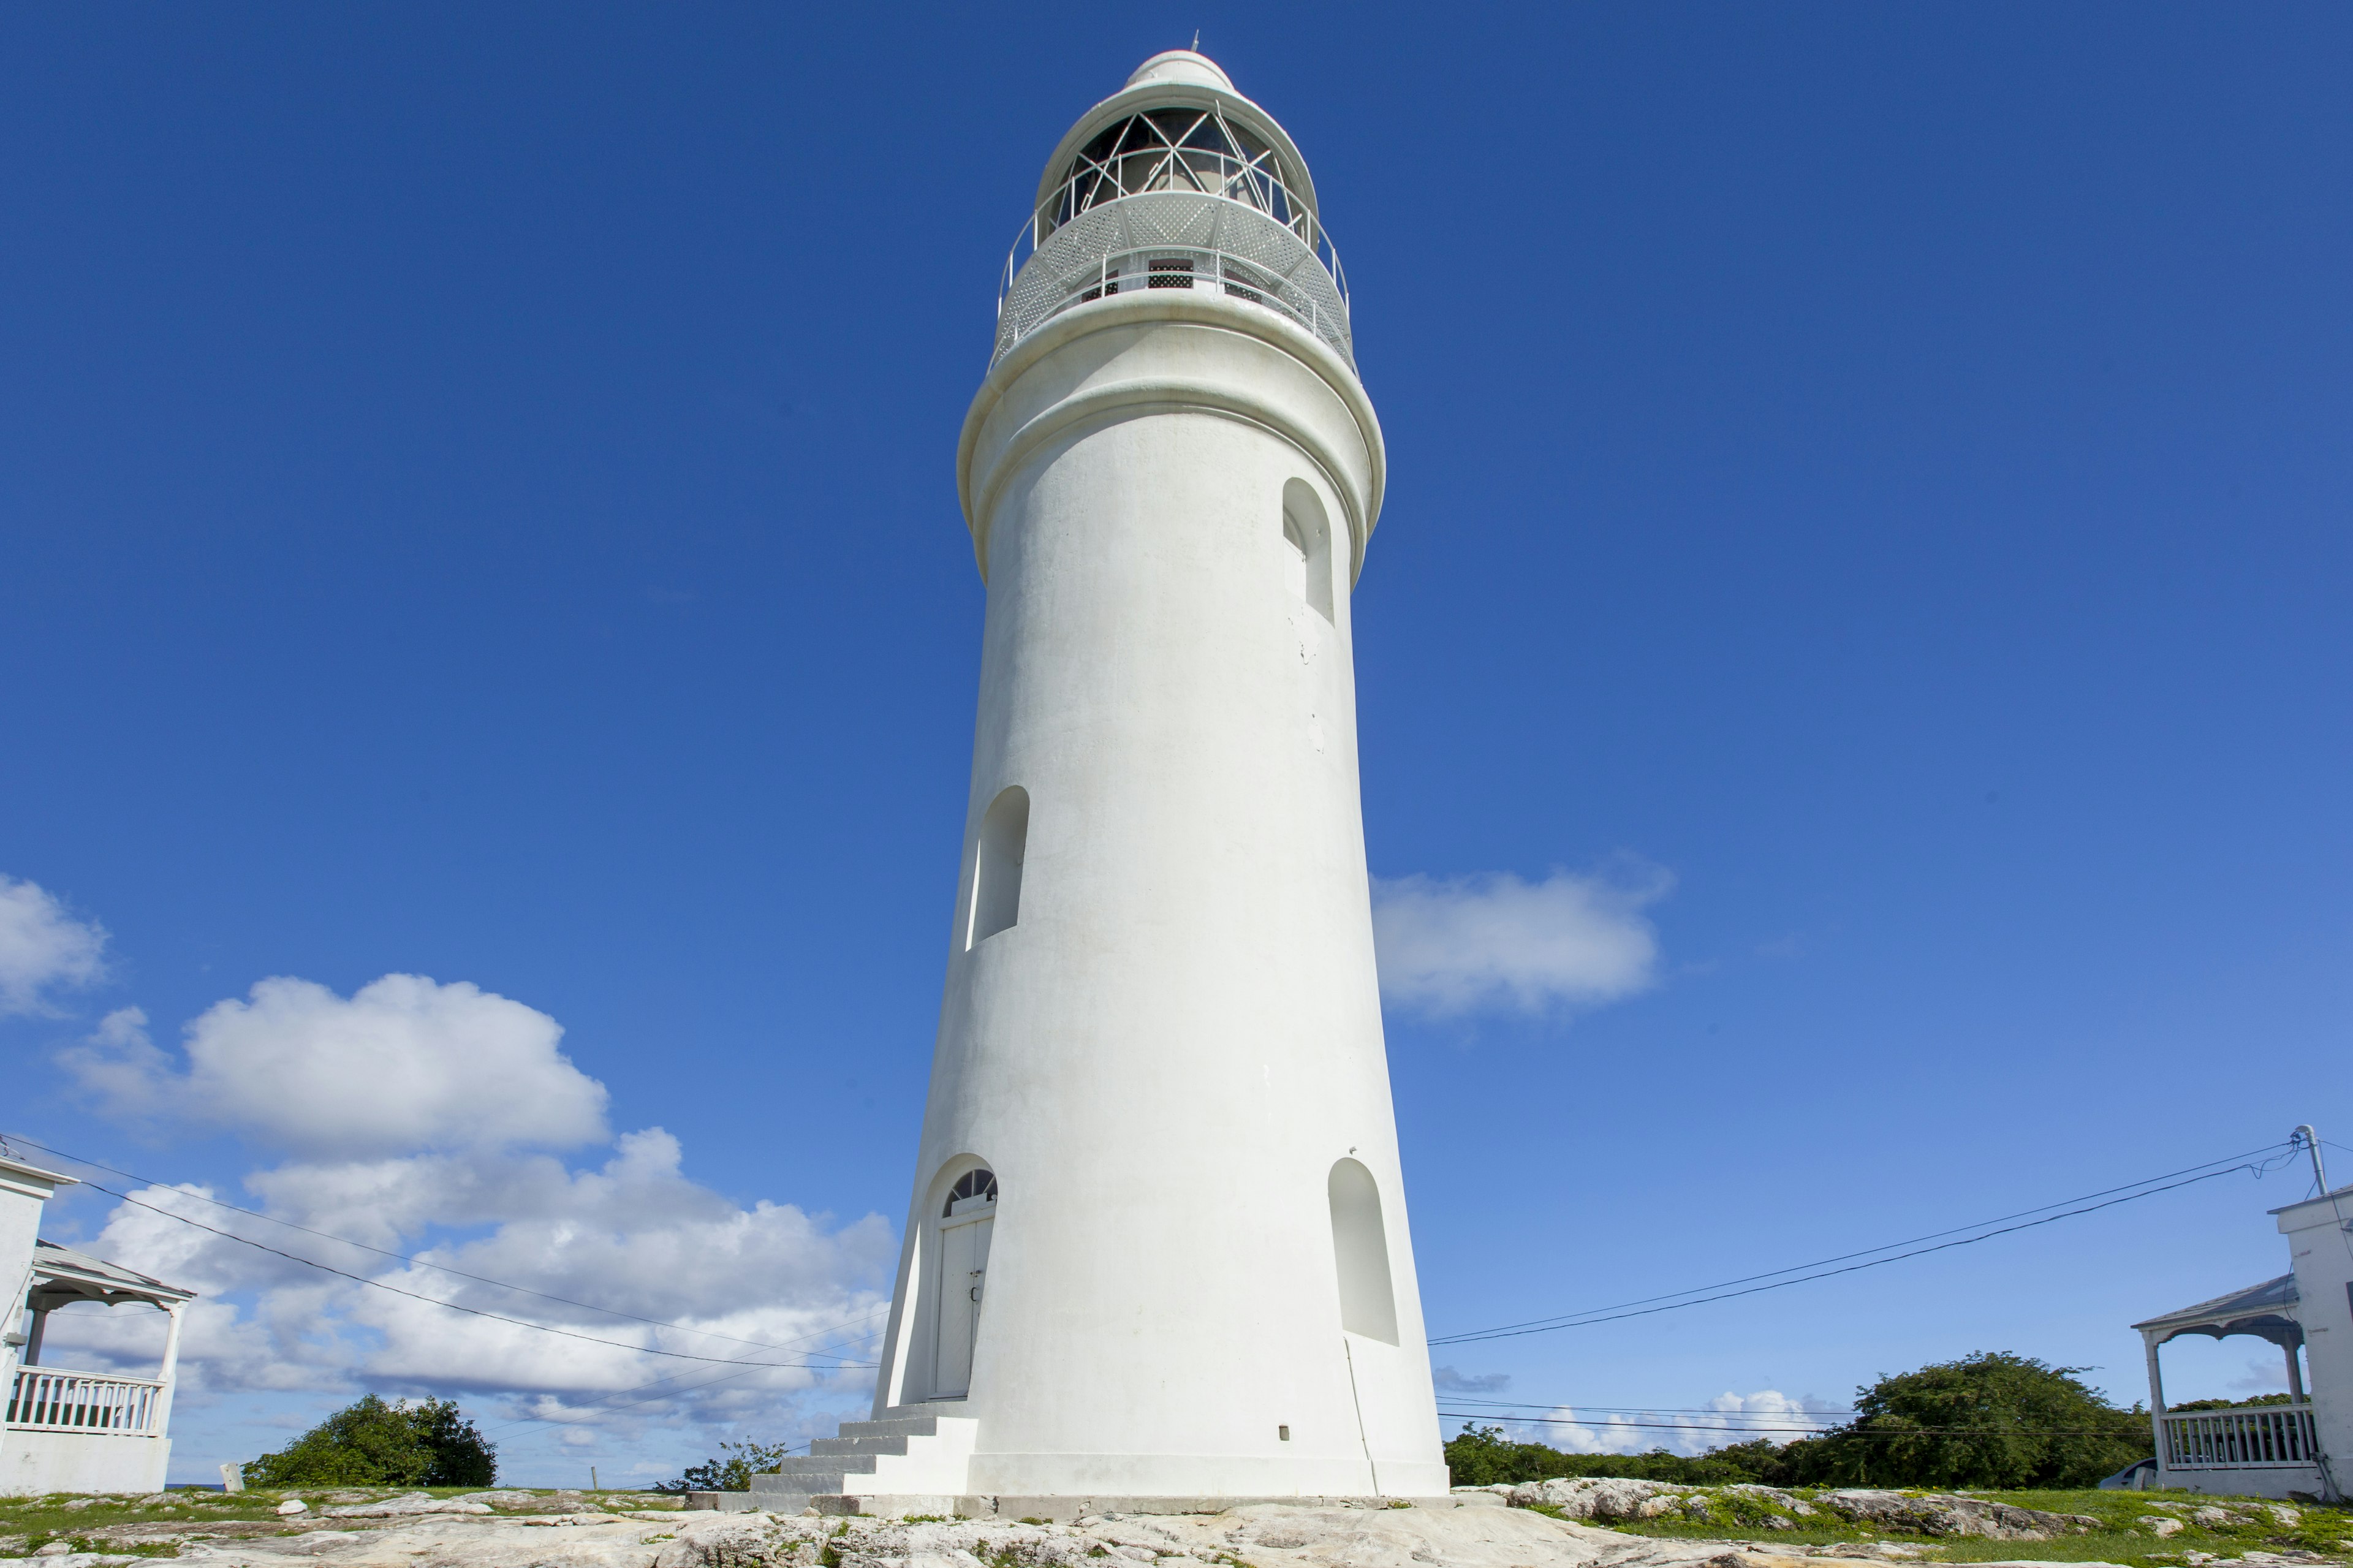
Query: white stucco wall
xmin=862 ymin=257 xmax=1446 ymax=1498
xmin=0 ymin=1157 xmax=72 ymax=1494
xmin=2277 ymin=1192 xmax=2353 ymax=1493
xmin=1 ymin=1432 xmax=171 ymax=1499
xmin=2161 ymin=1463 xmax=2321 ymax=1501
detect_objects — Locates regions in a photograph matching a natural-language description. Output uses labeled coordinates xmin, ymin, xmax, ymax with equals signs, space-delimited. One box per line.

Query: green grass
xmin=1566 ymin=1486 xmax=2351 ymax=1568
xmin=0 ymin=1485 xmax=679 ymax=1558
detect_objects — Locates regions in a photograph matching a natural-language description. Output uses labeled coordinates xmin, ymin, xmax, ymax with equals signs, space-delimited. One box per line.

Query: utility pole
xmin=2294 ymin=1125 xmax=2328 ymax=1195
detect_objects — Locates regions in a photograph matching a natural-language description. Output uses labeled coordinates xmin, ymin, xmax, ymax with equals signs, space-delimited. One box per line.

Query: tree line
xmin=1444 ymin=1352 xmax=2157 ymax=1491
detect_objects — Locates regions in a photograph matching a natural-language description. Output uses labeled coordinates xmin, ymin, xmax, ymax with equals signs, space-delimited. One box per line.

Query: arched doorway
xmin=934 ymin=1168 xmax=997 ymax=1398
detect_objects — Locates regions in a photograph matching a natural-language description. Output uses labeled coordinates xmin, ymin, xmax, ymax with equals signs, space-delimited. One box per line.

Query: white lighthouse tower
xmin=756 ymin=50 xmax=1447 ymax=1515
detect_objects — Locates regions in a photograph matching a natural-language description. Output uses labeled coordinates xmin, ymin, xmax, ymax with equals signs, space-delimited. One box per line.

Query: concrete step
xmin=752 ymin=1456 xmax=876 ymax=1488
xmin=746 ymin=1406 xmax=977 ymax=1510
xmin=812 ymin=1435 xmax=912 ymax=1458
xmin=782 ymin=1453 xmax=877 ymax=1473
xmin=837 ymin=1416 xmax=943 ymax=1441
xmin=878 ymin=1400 xmax=967 ymax=1420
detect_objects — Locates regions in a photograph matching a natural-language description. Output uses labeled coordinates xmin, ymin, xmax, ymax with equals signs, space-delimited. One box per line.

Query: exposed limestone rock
xmin=0 ymin=1496 xmax=2180 ymax=1568
xmin=1814 ymin=1491 xmax=2101 ymax=1540
xmin=322 ymin=1493 xmax=494 ymax=1518
xmin=1504 ymin=1477 xmax=1690 ymax=1520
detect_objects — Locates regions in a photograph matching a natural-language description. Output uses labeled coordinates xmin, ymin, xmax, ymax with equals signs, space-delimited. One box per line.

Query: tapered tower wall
xmin=866 ymin=55 xmax=1446 ymax=1501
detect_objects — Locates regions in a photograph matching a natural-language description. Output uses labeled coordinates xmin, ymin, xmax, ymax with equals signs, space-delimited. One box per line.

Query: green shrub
xmin=651 ymin=1437 xmax=795 ymax=1494
xmin=2169 ymin=1393 xmax=2294 ymax=1412
xmin=1442 ymin=1425 xmax=1785 ymax=1486
xmin=1444 ymin=1351 xmax=2154 ymax=1493
xmin=242 ymin=1393 xmax=496 ymax=1488
xmin=1781 ymin=1352 xmax=2153 ymax=1488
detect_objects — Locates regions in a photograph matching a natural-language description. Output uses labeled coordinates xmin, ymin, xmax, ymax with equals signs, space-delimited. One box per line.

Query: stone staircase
xmin=746 ymin=1405 xmax=978 ymax=1515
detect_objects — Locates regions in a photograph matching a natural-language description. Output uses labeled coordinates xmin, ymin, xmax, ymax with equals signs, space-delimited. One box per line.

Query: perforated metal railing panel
xmin=993 ymin=193 xmax=1353 ymax=370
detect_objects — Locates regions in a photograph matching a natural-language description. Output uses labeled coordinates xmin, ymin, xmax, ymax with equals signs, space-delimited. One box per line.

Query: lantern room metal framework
xmin=996 ymin=63 xmax=1353 ymax=369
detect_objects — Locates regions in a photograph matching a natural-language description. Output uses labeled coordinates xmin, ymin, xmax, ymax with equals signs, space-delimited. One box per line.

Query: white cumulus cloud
xmin=1371 ymin=863 xmax=1672 ymax=1017
xmin=58 ymin=1136 xmax=894 ymax=1406
xmin=63 ymin=973 xmax=610 ymax=1157
xmin=0 ymin=874 xmax=110 ymax=1015
xmin=39 ymin=966 xmax=892 ymax=1480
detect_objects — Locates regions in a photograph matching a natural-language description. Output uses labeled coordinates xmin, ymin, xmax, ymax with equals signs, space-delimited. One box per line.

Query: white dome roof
xmin=1124 ymin=50 xmax=1235 ymax=91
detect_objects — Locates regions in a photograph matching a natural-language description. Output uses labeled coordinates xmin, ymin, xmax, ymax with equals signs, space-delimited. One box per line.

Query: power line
xmin=85 ymin=1180 xmax=873 ymax=1370
xmin=1431 ymin=1140 xmax=2298 ymax=1346
xmin=5 ymin=1132 xmax=868 ymax=1365
xmin=496 ymin=1362 xmax=805 ymax=1439
xmin=1445 ymin=1414 xmax=1827 ymax=1434
xmin=6 ymin=1132 xmax=892 ymax=1457
xmin=486 ymin=1306 xmax=892 ymax=1439
xmin=1434 ymin=1140 xmax=2289 ymax=1343
xmin=1444 ymin=1413 xmax=2141 ymax=1437
xmin=491 ymin=1365 xmax=769 ymax=1436
xmin=1443 ymin=1399 xmax=1857 ymax=1415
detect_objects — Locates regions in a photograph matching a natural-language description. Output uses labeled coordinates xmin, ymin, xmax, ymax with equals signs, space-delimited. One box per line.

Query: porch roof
xmin=28 ymin=1239 xmax=195 ymax=1312
xmin=2134 ymin=1273 xmax=2300 ymax=1347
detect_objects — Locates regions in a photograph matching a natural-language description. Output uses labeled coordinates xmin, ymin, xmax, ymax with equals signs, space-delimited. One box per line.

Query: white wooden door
xmin=934 ymin=1209 xmax=993 ymax=1397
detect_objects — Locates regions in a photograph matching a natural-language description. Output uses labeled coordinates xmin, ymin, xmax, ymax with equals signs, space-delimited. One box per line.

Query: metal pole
xmin=2295 ymin=1125 xmax=2328 ymax=1194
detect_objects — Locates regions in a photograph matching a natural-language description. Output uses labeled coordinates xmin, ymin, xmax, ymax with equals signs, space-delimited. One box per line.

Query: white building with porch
xmin=2132 ymin=1159 xmax=2353 ymax=1501
xmin=2 ymin=1153 xmax=195 ymax=1496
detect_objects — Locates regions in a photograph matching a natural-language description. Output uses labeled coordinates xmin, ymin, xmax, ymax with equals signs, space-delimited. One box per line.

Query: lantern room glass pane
xmin=1049 ymin=108 xmax=1301 ymax=237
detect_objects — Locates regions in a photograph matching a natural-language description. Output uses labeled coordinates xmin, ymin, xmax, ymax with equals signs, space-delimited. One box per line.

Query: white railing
xmin=993 ymin=191 xmax=1353 ymax=369
xmin=1018 ymin=246 xmax=1329 ymax=346
xmin=2162 ymin=1403 xmax=2318 ymax=1469
xmin=7 ymin=1366 xmax=165 ymax=1435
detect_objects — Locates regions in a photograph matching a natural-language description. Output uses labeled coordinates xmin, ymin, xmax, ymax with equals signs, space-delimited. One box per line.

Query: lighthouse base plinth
xmin=790 ymin=1491 xmax=1453 ymax=1522
xmin=740 ymin=1412 xmax=1450 ymax=1519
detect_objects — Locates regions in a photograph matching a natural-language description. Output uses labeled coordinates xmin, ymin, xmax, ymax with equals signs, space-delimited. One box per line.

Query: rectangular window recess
xmin=1278 ymin=1425 xmax=1290 ymax=1441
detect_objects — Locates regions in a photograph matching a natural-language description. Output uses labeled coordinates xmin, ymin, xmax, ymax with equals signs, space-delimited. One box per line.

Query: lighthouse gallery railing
xmin=994 ymin=189 xmax=1353 ymax=370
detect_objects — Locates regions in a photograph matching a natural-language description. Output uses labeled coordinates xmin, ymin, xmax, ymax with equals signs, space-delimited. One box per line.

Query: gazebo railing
xmin=2161 ymin=1403 xmax=2317 ymax=1469
xmin=6 ymin=1366 xmax=165 ymax=1435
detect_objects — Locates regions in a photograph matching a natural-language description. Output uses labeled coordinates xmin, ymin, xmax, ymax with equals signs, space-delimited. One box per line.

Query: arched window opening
xmin=944 ymin=1167 xmax=999 ymax=1217
xmin=966 ymin=787 xmax=1029 ymax=949
xmin=1281 ymin=512 xmax=1310 ymax=604
xmin=1283 ymin=480 xmax=1333 ymax=624
xmin=1327 ymin=1157 xmax=1398 ymax=1344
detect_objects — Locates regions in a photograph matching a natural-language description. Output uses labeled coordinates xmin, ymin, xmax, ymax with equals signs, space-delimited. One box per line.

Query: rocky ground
xmin=0 ymin=1487 xmax=2341 ymax=1568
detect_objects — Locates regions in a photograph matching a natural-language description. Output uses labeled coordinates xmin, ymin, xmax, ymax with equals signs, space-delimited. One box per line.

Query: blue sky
xmin=3 ymin=2 xmax=2348 ymax=1487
